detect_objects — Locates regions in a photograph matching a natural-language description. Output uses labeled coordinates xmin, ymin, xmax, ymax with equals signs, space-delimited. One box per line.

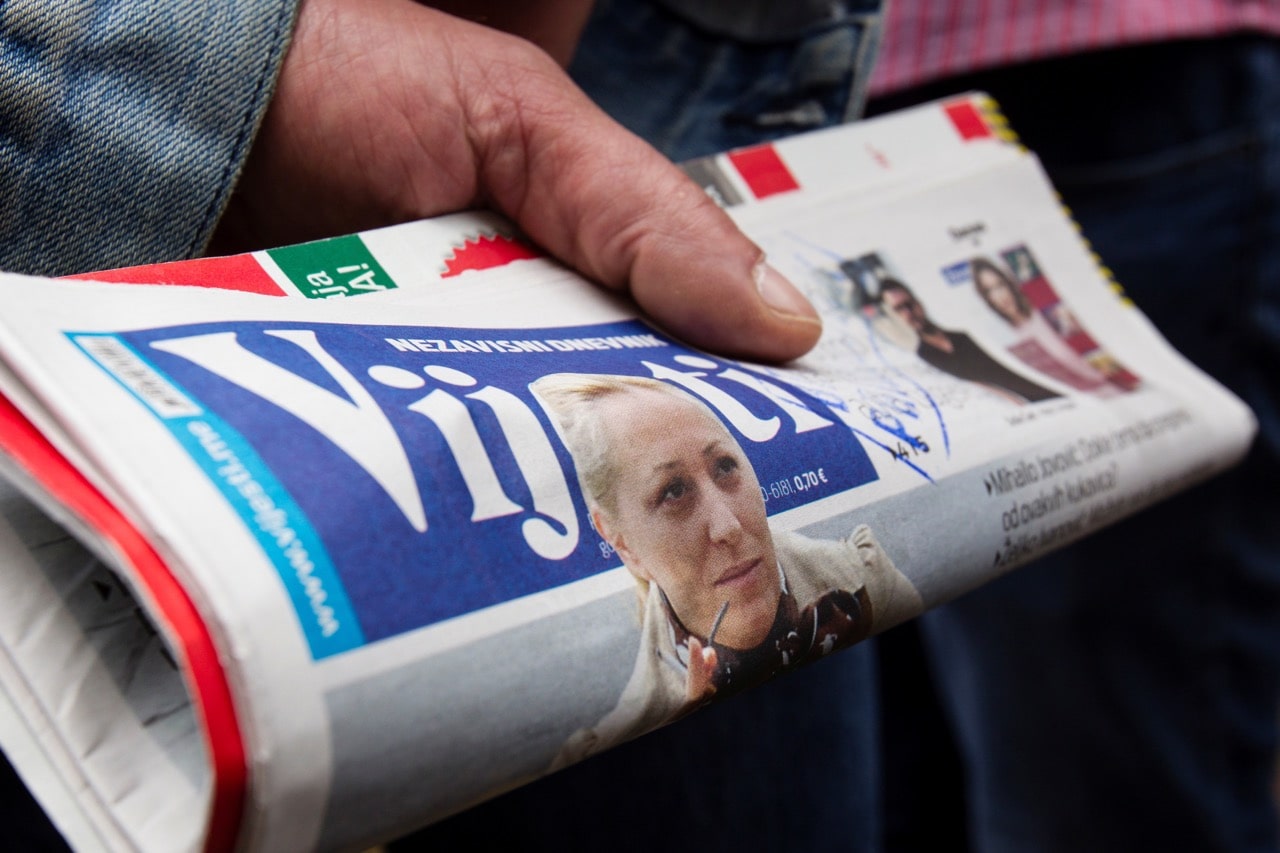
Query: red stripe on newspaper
xmin=727 ymin=145 xmax=801 ymax=199
xmin=0 ymin=396 xmax=247 ymax=853
xmin=63 ymin=253 xmax=285 ymax=296
xmin=943 ymin=100 xmax=993 ymax=141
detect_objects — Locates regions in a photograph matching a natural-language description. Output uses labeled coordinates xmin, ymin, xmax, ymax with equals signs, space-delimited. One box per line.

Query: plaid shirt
xmin=870 ymin=0 xmax=1280 ymax=95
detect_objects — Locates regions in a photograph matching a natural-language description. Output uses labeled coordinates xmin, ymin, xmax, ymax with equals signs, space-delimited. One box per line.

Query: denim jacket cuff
xmin=0 ymin=0 xmax=301 ymax=275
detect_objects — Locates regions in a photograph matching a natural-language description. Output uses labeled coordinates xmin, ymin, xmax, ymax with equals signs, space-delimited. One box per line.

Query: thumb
xmin=226 ymin=0 xmax=821 ymax=363
xmin=473 ymin=77 xmax=822 ymax=363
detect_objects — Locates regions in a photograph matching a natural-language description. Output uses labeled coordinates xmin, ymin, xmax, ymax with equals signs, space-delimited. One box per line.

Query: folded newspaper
xmin=0 ymin=94 xmax=1256 ymax=851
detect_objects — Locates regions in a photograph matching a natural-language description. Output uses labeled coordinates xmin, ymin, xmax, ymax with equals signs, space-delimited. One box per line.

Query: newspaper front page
xmin=0 ymin=96 xmax=1257 ymax=851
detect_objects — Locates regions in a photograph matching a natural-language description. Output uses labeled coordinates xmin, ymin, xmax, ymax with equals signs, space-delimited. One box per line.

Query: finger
xmin=697 ymin=646 xmax=719 ymax=699
xmin=684 ymin=638 xmax=718 ymax=702
xmin=467 ymin=55 xmax=822 ymax=363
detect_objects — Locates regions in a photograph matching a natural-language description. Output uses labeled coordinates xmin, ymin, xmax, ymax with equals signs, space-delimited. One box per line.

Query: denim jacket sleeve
xmin=0 ymin=0 xmax=300 ymax=276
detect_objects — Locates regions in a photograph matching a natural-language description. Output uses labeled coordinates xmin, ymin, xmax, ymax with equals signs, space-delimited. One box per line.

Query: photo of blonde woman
xmin=532 ymin=373 xmax=920 ymax=768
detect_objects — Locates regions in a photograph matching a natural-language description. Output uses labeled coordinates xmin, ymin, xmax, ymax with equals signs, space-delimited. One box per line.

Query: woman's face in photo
xmin=596 ymin=388 xmax=780 ymax=650
xmin=976 ymin=266 xmax=1026 ymax=326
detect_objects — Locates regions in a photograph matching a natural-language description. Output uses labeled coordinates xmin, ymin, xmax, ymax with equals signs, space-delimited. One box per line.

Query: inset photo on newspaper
xmin=877 ymin=268 xmax=1061 ymax=405
xmin=942 ymin=245 xmax=1141 ymax=396
xmin=532 ymin=373 xmax=922 ymax=767
xmin=803 ymin=246 xmax=1065 ymax=407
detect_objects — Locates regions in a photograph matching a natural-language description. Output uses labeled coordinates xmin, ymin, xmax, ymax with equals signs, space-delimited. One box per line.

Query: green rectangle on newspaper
xmin=267 ymin=234 xmax=397 ymax=298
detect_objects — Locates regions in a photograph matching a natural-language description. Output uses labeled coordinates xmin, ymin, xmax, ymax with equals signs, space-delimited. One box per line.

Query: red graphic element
xmin=866 ymin=143 xmax=891 ymax=169
xmin=944 ymin=100 xmax=993 ymax=141
xmin=727 ymin=144 xmax=801 ymax=200
xmin=442 ymin=233 xmax=542 ymax=278
xmin=1020 ymin=276 xmax=1059 ymax=312
xmin=62 ymin=253 xmax=285 ymax=296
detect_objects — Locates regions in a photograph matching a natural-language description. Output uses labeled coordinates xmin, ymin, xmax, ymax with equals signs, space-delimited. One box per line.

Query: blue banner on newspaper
xmin=73 ymin=320 xmax=878 ymax=658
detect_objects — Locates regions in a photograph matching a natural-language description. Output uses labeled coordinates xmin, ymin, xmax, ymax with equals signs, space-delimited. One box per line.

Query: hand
xmin=211 ymin=0 xmax=822 ymax=362
xmin=685 ymin=637 xmax=718 ymax=704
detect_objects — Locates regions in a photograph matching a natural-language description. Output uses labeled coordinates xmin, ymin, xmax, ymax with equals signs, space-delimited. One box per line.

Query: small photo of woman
xmin=970 ymin=255 xmax=1135 ymax=394
xmin=532 ymin=373 xmax=921 ymax=768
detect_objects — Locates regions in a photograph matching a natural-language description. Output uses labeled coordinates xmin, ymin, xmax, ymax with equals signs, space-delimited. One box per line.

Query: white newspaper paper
xmin=0 ymin=95 xmax=1256 ymax=851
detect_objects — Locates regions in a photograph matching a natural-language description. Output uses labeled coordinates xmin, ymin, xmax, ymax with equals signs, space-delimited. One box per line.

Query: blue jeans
xmin=400 ymin=2 xmax=887 ymax=851
xmin=570 ymin=0 xmax=884 ymax=163
xmin=871 ymin=35 xmax=1280 ymax=853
